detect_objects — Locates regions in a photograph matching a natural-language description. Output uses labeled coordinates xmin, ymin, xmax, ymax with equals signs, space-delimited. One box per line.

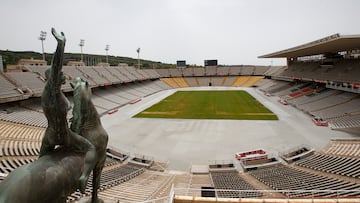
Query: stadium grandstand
xmin=0 ymin=33 xmax=360 ymax=203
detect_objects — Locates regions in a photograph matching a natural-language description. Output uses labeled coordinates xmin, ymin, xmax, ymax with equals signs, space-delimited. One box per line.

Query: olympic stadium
xmin=0 ymin=34 xmax=360 ymax=202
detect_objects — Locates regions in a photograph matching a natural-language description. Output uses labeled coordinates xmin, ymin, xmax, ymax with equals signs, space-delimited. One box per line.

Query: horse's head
xmin=70 ymin=77 xmax=92 ymax=133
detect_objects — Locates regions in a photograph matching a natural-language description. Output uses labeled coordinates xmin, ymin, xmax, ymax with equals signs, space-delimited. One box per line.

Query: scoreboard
xmin=204 ymin=60 xmax=217 ymax=66
xmin=176 ymin=60 xmax=186 ymax=68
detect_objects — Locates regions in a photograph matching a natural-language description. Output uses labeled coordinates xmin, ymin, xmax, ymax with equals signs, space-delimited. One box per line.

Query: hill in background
xmin=0 ymin=50 xmax=177 ymax=69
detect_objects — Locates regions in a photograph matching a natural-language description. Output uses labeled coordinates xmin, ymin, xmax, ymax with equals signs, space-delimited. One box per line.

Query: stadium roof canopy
xmin=259 ymin=33 xmax=360 ymax=58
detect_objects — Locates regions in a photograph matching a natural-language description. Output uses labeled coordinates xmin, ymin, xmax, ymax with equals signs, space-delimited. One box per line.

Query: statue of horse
xmin=0 ymin=148 xmax=84 ymax=203
xmin=70 ymin=77 xmax=109 ymax=203
xmin=0 ymin=78 xmax=108 ymax=203
xmin=0 ymin=28 xmax=108 ymax=202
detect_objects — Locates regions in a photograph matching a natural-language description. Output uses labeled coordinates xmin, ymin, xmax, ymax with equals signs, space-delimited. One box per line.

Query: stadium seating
xmin=193 ymin=68 xmax=205 ymax=76
xmin=240 ymin=67 xmax=255 ymax=75
xmin=205 ymin=66 xmax=217 ymax=76
xmin=210 ymin=77 xmax=224 ymax=86
xmin=142 ymin=69 xmax=161 ymax=79
xmin=249 ymin=164 xmax=360 ymax=198
xmin=0 ymin=106 xmax=47 ymax=127
xmin=173 ymin=78 xmax=190 ymax=87
xmin=232 ymin=76 xmax=263 ymax=87
xmin=259 ymin=80 xmax=292 ymax=94
xmin=155 ymin=69 xmax=171 ymax=77
xmin=323 ymin=139 xmax=360 ymax=157
xmin=296 ymin=153 xmax=360 ymax=178
xmin=161 ymin=78 xmax=184 ymax=88
xmin=217 ymin=66 xmax=229 ymax=76
xmin=0 ymin=73 xmax=24 ymax=102
xmin=210 ymin=171 xmax=261 ymax=198
xmin=78 ymin=66 xmax=111 ymax=86
xmin=1 ymin=62 xmax=360 ymax=202
xmin=315 ymin=97 xmax=360 ymax=119
xmin=92 ymin=88 xmax=129 ymax=106
xmin=5 ymin=72 xmax=45 ymax=96
xmin=92 ymin=66 xmax=121 ymax=84
xmin=300 ymin=92 xmax=357 ymax=114
xmin=169 ymin=68 xmax=182 ymax=77
xmin=0 ymin=158 xmax=35 ymax=174
xmin=184 ymin=77 xmax=198 ymax=87
xmin=182 ymin=68 xmax=194 ymax=77
xmin=121 ymin=66 xmax=146 ymax=80
xmin=105 ymin=67 xmax=131 ymax=83
xmin=67 ymin=163 xmax=145 ymax=202
xmin=63 ymin=66 xmax=97 ymax=86
xmin=197 ymin=77 xmax=209 ymax=86
xmin=329 ymin=114 xmax=360 ymax=129
xmin=280 ymin=60 xmax=360 ymax=83
xmin=253 ymin=66 xmax=270 ymax=75
xmin=97 ymin=170 xmax=173 ymax=202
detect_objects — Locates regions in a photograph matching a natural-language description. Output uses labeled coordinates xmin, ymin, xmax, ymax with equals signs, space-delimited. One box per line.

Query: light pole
xmin=38 ymin=31 xmax=47 ymax=61
xmin=105 ymin=44 xmax=109 ymax=64
xmin=79 ymin=39 xmax=85 ymax=62
xmin=136 ymin=47 xmax=140 ymax=69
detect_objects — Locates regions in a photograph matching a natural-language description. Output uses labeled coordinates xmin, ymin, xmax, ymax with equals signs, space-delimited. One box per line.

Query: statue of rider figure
xmin=39 ymin=28 xmax=97 ymax=193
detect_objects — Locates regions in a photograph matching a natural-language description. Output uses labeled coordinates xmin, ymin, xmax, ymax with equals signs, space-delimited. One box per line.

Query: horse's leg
xmin=65 ymin=129 xmax=96 ymax=193
xmin=91 ymin=160 xmax=105 ymax=203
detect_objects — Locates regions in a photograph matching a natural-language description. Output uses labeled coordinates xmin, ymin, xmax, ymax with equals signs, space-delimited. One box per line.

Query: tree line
xmin=0 ymin=50 xmax=176 ymax=70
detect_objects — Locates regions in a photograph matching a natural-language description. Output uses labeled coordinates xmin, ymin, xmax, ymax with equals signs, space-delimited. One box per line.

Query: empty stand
xmin=169 ymin=68 xmax=182 ymax=77
xmin=296 ymin=153 xmax=360 ymax=178
xmin=210 ymin=171 xmax=261 ymax=198
xmin=0 ymin=105 xmax=47 ymax=127
xmin=228 ymin=66 xmax=241 ymax=76
xmin=280 ymin=59 xmax=360 ymax=84
xmin=241 ymin=67 xmax=255 ymax=75
xmin=217 ymin=66 xmax=229 ymax=76
xmin=92 ymin=67 xmax=120 ymax=84
xmin=97 ymin=170 xmax=173 ymax=202
xmin=0 ymin=73 xmax=24 ymax=102
xmin=323 ymin=139 xmax=360 ymax=157
xmin=67 ymin=163 xmax=145 ymax=202
xmin=6 ymin=72 xmax=45 ymax=96
xmin=205 ymin=66 xmax=217 ymax=76
xmin=182 ymin=68 xmax=194 ymax=77
xmin=155 ymin=69 xmax=171 ymax=78
xmin=193 ymin=68 xmax=205 ymax=77
xmin=249 ymin=164 xmax=360 ymax=198
xmin=232 ymin=76 xmax=263 ymax=87
xmin=117 ymin=67 xmax=138 ymax=81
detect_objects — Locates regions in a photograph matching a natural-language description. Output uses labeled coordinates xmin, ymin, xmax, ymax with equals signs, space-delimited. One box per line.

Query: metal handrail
xmin=173 ymin=187 xmax=360 ymax=199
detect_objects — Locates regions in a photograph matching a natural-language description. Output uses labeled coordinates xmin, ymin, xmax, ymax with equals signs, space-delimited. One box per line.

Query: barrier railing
xmin=124 ymin=186 xmax=360 ymax=203
xmin=172 ymin=187 xmax=360 ymax=199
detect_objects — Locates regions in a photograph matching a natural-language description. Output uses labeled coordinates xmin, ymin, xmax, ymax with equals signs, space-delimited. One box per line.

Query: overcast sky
xmin=1 ymin=0 xmax=360 ymax=66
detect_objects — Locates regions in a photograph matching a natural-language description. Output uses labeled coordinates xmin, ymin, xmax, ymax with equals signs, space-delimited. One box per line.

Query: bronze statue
xmin=0 ymin=28 xmax=108 ymax=203
xmin=39 ymin=28 xmax=98 ymax=193
xmin=71 ymin=77 xmax=109 ymax=203
xmin=0 ymin=147 xmax=86 ymax=203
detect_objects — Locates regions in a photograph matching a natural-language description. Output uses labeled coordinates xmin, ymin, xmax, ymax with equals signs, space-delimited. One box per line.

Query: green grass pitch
xmin=134 ymin=90 xmax=278 ymax=120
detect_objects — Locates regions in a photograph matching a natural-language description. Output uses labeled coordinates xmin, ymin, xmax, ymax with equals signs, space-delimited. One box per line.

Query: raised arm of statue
xmin=49 ymin=28 xmax=66 ymax=89
xmin=40 ymin=28 xmax=69 ymax=157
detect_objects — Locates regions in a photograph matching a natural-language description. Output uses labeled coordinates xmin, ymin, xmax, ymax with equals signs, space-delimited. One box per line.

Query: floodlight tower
xmin=38 ymin=31 xmax=47 ymax=61
xmin=136 ymin=47 xmax=140 ymax=69
xmin=105 ymin=44 xmax=110 ymax=64
xmin=79 ymin=39 xmax=85 ymax=62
